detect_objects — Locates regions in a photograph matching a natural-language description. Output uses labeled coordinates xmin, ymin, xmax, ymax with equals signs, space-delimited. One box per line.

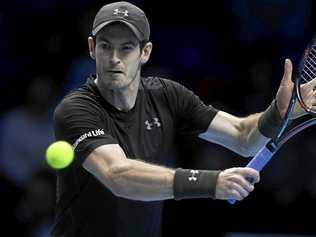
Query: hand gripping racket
xmin=229 ymin=37 xmax=316 ymax=204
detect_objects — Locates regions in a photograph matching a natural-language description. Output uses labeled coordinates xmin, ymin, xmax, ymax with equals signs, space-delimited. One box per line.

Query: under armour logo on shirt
xmin=188 ymin=170 xmax=199 ymax=182
xmin=145 ymin=117 xmax=161 ymax=130
xmin=114 ymin=8 xmax=129 ymax=17
xmin=153 ymin=118 xmax=161 ymax=127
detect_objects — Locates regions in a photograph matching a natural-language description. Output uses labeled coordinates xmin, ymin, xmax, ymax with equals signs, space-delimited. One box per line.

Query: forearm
xmin=238 ymin=113 xmax=269 ymax=156
xmin=83 ymin=145 xmax=175 ymax=201
xmin=84 ymin=144 xmax=219 ymax=202
xmin=241 ymin=99 xmax=286 ymax=156
xmin=109 ymin=158 xmax=175 ymax=201
xmin=199 ymin=111 xmax=269 ymax=157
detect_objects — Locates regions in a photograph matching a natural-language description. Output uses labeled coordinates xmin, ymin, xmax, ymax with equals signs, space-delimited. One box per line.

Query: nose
xmin=109 ymin=49 xmax=121 ymax=65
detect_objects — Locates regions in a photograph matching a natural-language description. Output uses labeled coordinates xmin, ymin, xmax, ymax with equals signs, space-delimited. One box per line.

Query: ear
xmin=88 ymin=36 xmax=96 ymax=60
xmin=140 ymin=42 xmax=153 ymax=65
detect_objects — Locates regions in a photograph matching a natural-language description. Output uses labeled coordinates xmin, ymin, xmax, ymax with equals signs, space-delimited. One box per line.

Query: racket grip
xmin=227 ymin=145 xmax=275 ymax=204
xmin=228 ymin=199 xmax=236 ymax=204
xmin=246 ymin=145 xmax=275 ymax=171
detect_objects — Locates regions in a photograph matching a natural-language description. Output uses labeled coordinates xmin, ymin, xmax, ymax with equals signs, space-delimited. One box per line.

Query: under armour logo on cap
xmin=188 ymin=170 xmax=199 ymax=182
xmin=113 ymin=8 xmax=128 ymax=17
xmin=92 ymin=1 xmax=150 ymax=41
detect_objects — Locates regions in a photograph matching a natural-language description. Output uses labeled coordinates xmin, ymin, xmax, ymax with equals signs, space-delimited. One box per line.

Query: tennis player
xmin=52 ymin=2 xmax=309 ymax=236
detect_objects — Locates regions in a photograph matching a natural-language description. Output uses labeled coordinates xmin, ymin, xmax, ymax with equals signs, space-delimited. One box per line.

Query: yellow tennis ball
xmin=46 ymin=141 xmax=74 ymax=169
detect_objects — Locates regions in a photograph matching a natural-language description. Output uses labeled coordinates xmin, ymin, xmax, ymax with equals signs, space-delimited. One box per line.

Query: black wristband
xmin=258 ymin=100 xmax=283 ymax=139
xmin=173 ymin=168 xmax=220 ymax=200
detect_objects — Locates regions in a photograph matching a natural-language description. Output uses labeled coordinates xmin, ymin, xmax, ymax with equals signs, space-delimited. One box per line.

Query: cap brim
xmin=92 ymin=20 xmax=143 ymax=41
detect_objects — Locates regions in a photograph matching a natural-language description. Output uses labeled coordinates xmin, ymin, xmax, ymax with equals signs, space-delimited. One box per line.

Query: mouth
xmin=107 ymin=70 xmax=124 ymax=74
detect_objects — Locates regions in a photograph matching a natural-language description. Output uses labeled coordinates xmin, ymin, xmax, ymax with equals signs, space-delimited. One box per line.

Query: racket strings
xmin=301 ymin=46 xmax=316 ymax=82
xmin=298 ymin=45 xmax=316 ymax=114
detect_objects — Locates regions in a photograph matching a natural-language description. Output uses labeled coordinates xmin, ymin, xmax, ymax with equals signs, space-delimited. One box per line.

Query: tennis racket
xmin=228 ymin=36 xmax=316 ymax=204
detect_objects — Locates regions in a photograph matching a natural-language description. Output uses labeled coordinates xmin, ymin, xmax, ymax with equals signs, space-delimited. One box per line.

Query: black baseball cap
xmin=92 ymin=1 xmax=150 ymax=41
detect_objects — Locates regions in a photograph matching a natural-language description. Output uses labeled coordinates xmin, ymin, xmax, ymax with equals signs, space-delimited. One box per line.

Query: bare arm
xmin=199 ymin=111 xmax=268 ymax=157
xmin=83 ymin=144 xmax=175 ymax=201
xmin=82 ymin=143 xmax=259 ymax=202
xmin=199 ymin=60 xmax=297 ymax=157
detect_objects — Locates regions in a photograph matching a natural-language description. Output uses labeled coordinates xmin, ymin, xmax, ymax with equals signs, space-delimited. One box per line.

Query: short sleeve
xmin=53 ymin=96 xmax=118 ymax=164
xmin=164 ymin=80 xmax=218 ymax=136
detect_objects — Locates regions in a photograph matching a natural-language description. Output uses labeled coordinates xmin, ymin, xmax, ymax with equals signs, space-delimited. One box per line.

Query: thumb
xmin=280 ymin=58 xmax=293 ymax=86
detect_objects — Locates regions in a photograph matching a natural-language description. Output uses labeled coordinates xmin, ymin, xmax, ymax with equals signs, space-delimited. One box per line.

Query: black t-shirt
xmin=52 ymin=76 xmax=218 ymax=237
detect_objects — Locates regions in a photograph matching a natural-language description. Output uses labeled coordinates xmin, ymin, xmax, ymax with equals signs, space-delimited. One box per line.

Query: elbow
xmin=110 ymin=185 xmax=130 ymax=199
xmin=108 ymin=177 xmax=125 ymax=198
xmin=110 ymin=182 xmax=133 ymax=199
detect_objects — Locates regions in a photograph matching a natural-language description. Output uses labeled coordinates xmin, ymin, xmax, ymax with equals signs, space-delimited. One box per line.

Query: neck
xmin=95 ymin=74 xmax=141 ymax=112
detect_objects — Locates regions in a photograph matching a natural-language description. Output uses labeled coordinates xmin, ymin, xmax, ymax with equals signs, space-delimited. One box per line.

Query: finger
xmin=235 ymin=167 xmax=260 ymax=183
xmin=302 ymin=78 xmax=316 ymax=89
xmin=229 ymin=175 xmax=254 ymax=193
xmin=308 ymin=89 xmax=316 ymax=97
xmin=280 ymin=59 xmax=293 ymax=86
xmin=307 ymin=90 xmax=316 ymax=105
xmin=247 ymin=173 xmax=260 ymax=184
xmin=230 ymin=182 xmax=249 ymax=199
xmin=301 ymin=89 xmax=315 ymax=108
xmin=229 ymin=189 xmax=243 ymax=201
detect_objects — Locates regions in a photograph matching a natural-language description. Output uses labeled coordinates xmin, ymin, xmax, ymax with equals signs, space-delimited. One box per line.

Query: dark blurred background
xmin=1 ymin=0 xmax=316 ymax=236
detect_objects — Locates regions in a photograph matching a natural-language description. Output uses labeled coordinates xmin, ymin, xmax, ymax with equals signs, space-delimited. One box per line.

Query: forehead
xmin=96 ymin=22 xmax=138 ymax=43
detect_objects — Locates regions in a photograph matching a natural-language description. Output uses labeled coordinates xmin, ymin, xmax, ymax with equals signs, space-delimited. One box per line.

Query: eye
xmin=99 ymin=43 xmax=111 ymax=50
xmin=122 ymin=45 xmax=134 ymax=51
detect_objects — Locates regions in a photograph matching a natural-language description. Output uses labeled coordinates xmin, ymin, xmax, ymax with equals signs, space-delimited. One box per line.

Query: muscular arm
xmin=83 ymin=144 xmax=175 ymax=201
xmin=199 ymin=59 xmax=299 ymax=157
xmin=82 ymin=143 xmax=259 ymax=202
xmin=199 ymin=111 xmax=268 ymax=157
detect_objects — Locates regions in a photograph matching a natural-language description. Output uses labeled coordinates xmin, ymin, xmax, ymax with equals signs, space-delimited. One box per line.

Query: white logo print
xmin=113 ymin=8 xmax=129 ymax=17
xmin=144 ymin=117 xmax=161 ymax=130
xmin=188 ymin=170 xmax=199 ymax=182
xmin=145 ymin=120 xmax=153 ymax=130
xmin=153 ymin=118 xmax=161 ymax=127
xmin=73 ymin=129 xmax=105 ymax=150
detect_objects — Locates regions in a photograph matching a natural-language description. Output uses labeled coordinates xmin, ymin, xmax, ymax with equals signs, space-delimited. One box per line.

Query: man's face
xmin=94 ymin=23 xmax=142 ymax=90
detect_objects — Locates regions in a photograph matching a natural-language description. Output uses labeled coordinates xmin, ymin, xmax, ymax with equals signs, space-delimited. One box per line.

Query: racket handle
xmin=246 ymin=144 xmax=275 ymax=171
xmin=228 ymin=145 xmax=275 ymax=204
xmin=228 ymin=199 xmax=236 ymax=204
